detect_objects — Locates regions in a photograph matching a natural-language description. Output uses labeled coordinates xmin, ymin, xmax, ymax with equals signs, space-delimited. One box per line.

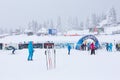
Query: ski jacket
xmin=110 ymin=43 xmax=113 ymax=47
xmin=68 ymin=44 xmax=71 ymax=51
xmin=28 ymin=41 xmax=34 ymax=54
xmin=90 ymin=43 xmax=95 ymax=50
xmin=87 ymin=43 xmax=90 ymax=48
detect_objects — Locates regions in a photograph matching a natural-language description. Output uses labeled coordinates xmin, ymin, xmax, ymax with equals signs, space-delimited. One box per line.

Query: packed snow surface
xmin=0 ymin=49 xmax=120 ymax=80
xmin=0 ymin=34 xmax=120 ymax=80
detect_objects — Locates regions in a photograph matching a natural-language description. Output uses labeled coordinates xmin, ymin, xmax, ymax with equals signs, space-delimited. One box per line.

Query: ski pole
xmin=45 ymin=50 xmax=48 ymax=70
xmin=54 ymin=49 xmax=56 ymax=68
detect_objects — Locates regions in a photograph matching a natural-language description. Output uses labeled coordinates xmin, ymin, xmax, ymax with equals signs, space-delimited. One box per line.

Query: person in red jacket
xmin=90 ymin=42 xmax=96 ymax=55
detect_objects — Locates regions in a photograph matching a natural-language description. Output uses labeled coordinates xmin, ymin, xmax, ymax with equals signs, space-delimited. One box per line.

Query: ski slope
xmin=0 ymin=48 xmax=120 ymax=80
xmin=0 ymin=34 xmax=120 ymax=80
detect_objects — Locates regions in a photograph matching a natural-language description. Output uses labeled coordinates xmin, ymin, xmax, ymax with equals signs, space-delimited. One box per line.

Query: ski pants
xmin=91 ymin=49 xmax=95 ymax=55
xmin=28 ymin=52 xmax=33 ymax=60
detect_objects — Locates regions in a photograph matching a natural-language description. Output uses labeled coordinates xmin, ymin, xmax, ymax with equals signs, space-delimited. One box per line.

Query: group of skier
xmin=80 ymin=42 xmax=91 ymax=51
xmin=67 ymin=41 xmax=120 ymax=56
xmin=9 ymin=40 xmax=118 ymax=61
xmin=67 ymin=42 xmax=96 ymax=55
xmin=27 ymin=41 xmax=96 ymax=61
xmin=106 ymin=43 xmax=113 ymax=52
xmin=10 ymin=41 xmax=94 ymax=58
xmin=80 ymin=42 xmax=96 ymax=55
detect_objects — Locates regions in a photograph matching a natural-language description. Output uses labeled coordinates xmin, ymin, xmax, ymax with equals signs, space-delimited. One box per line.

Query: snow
xmin=37 ymin=27 xmax=48 ymax=34
xmin=0 ymin=34 xmax=119 ymax=45
xmin=104 ymin=26 xmax=120 ymax=34
xmin=65 ymin=30 xmax=89 ymax=35
xmin=0 ymin=34 xmax=81 ymax=44
xmin=0 ymin=34 xmax=120 ymax=80
xmin=0 ymin=49 xmax=120 ymax=80
xmin=99 ymin=19 xmax=108 ymax=27
xmin=24 ymin=29 xmax=33 ymax=33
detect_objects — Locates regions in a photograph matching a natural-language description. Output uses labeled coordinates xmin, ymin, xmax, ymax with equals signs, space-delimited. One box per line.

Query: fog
xmin=0 ymin=0 xmax=119 ymax=29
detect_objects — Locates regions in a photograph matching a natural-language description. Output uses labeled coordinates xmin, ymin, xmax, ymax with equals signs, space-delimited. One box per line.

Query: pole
xmin=45 ymin=46 xmax=49 ymax=70
xmin=54 ymin=49 xmax=56 ymax=68
xmin=45 ymin=50 xmax=48 ymax=70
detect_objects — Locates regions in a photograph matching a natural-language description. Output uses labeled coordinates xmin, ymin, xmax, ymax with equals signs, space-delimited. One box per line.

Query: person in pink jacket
xmin=90 ymin=42 xmax=96 ymax=55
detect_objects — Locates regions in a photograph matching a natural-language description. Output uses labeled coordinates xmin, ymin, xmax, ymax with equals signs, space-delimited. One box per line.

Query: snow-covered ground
xmin=0 ymin=34 xmax=120 ymax=45
xmin=0 ymin=49 xmax=120 ymax=80
xmin=0 ymin=34 xmax=120 ymax=80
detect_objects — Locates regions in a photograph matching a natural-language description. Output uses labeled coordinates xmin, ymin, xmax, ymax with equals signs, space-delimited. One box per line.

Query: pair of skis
xmin=45 ymin=46 xmax=56 ymax=70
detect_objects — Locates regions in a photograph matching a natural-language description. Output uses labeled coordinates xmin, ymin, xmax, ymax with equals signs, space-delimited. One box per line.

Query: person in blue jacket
xmin=87 ymin=42 xmax=90 ymax=51
xmin=67 ymin=44 xmax=72 ymax=55
xmin=28 ymin=41 xmax=34 ymax=61
xmin=109 ymin=43 xmax=113 ymax=52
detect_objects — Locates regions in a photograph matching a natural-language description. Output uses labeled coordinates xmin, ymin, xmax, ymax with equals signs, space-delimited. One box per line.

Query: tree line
xmin=0 ymin=7 xmax=118 ymax=35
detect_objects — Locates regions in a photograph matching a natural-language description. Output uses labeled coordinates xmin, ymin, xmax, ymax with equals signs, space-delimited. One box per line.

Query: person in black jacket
xmin=116 ymin=43 xmax=119 ymax=51
xmin=10 ymin=46 xmax=16 ymax=54
xmin=106 ymin=43 xmax=109 ymax=51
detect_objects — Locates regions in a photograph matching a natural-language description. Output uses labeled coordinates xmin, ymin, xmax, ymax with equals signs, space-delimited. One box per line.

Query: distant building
xmin=112 ymin=30 xmax=120 ymax=34
xmin=36 ymin=27 xmax=48 ymax=36
xmin=48 ymin=29 xmax=57 ymax=35
xmin=24 ymin=29 xmax=34 ymax=36
xmin=89 ymin=27 xmax=104 ymax=33
xmin=64 ymin=30 xmax=89 ymax=36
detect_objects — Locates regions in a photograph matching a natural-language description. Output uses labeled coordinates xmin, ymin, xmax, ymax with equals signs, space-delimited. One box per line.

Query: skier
xmin=90 ymin=42 xmax=95 ymax=55
xmin=106 ymin=43 xmax=109 ymax=51
xmin=87 ymin=42 xmax=90 ymax=51
xmin=81 ymin=44 xmax=84 ymax=50
xmin=109 ymin=43 xmax=113 ymax=52
xmin=84 ymin=43 xmax=87 ymax=51
xmin=28 ymin=41 xmax=34 ymax=61
xmin=10 ymin=46 xmax=16 ymax=54
xmin=67 ymin=44 xmax=71 ymax=55
xmin=84 ymin=41 xmax=87 ymax=50
xmin=116 ymin=43 xmax=119 ymax=51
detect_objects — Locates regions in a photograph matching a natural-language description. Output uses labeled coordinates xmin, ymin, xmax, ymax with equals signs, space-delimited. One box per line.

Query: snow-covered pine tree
xmin=91 ymin=14 xmax=98 ymax=28
xmin=80 ymin=22 xmax=84 ymax=30
xmin=67 ymin=17 xmax=80 ymax=30
xmin=57 ymin=16 xmax=63 ymax=33
xmin=100 ymin=13 xmax=106 ymax=21
xmin=85 ymin=17 xmax=90 ymax=29
xmin=74 ymin=17 xmax=80 ymax=30
xmin=0 ymin=28 xmax=4 ymax=35
xmin=107 ymin=7 xmax=117 ymax=25
xmin=43 ymin=21 xmax=48 ymax=30
xmin=67 ymin=17 xmax=73 ymax=30
xmin=50 ymin=19 xmax=54 ymax=29
xmin=28 ymin=20 xmax=39 ymax=33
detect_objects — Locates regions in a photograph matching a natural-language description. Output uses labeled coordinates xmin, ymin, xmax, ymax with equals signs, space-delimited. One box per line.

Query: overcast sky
xmin=0 ymin=0 xmax=120 ymax=30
